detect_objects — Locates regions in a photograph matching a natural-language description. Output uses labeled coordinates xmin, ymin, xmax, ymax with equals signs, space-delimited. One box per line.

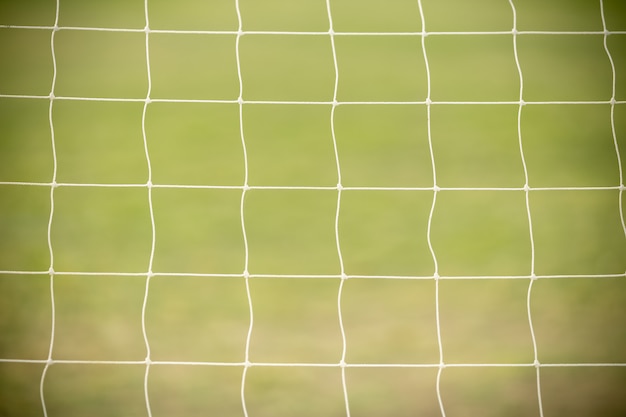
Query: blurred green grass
xmin=1 ymin=0 xmax=626 ymax=416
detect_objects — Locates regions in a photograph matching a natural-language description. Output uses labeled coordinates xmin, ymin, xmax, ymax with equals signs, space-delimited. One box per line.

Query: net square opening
xmin=439 ymin=367 xmax=539 ymax=417
xmin=0 ymin=362 xmax=46 ymax=417
xmin=335 ymin=36 xmax=426 ymax=102
xmin=0 ymin=98 xmax=52 ymax=183
xmin=540 ymin=366 xmax=626 ymax=417
xmin=243 ymin=104 xmax=336 ymax=187
xmin=0 ymin=274 xmax=51 ymax=360
xmin=54 ymin=100 xmax=147 ymax=184
xmin=430 ymin=190 xmax=531 ymax=276
xmin=249 ymin=278 xmax=342 ymax=363
xmin=531 ymin=190 xmax=626 ymax=276
xmin=151 ymin=188 xmax=244 ymax=275
xmin=53 ymin=275 xmax=146 ymax=361
xmin=52 ymin=187 xmax=152 ymax=272
xmin=240 ymin=0 xmax=328 ymax=32
xmin=148 ymin=0 xmax=237 ymax=31
xmin=334 ymin=104 xmax=431 ymax=187
xmin=239 ymin=35 xmax=335 ymax=102
xmin=44 ymin=364 xmax=146 ymax=417
xmin=532 ymin=277 xmax=626 ymax=363
xmin=431 ymin=104 xmax=524 ymax=188
xmin=55 ymin=30 xmax=147 ymax=98
xmin=342 ymin=279 xmax=438 ymax=363
xmin=0 ymin=28 xmax=52 ymax=95
xmin=0 ymin=185 xmax=50 ymax=271
xmin=245 ymin=189 xmax=339 ymax=275
xmin=439 ymin=279 xmax=533 ymax=363
xmin=147 ymin=276 xmax=249 ymax=362
xmin=146 ymin=102 xmax=243 ymax=186
xmin=149 ymin=366 xmax=243 ymax=416
xmin=522 ymin=105 xmax=619 ymax=187
xmin=329 ymin=0 xmax=421 ymax=32
xmin=421 ymin=0 xmax=511 ymax=32
xmin=517 ymin=35 xmax=612 ymax=102
xmin=427 ymin=35 xmax=519 ymax=102
xmin=150 ymin=33 xmax=238 ymax=100
xmin=245 ymin=367 xmax=345 ymax=417
xmin=58 ymin=0 xmax=145 ymax=28
xmin=0 ymin=1 xmax=55 ymax=26
xmin=339 ymin=190 xmax=433 ymax=276
xmin=515 ymin=0 xmax=604 ymax=31
xmin=604 ymin=1 xmax=626 ymax=32
xmin=346 ymin=368 xmax=439 ymax=416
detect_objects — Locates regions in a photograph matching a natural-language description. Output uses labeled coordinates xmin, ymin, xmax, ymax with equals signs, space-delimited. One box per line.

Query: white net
xmin=1 ymin=0 xmax=625 ymax=416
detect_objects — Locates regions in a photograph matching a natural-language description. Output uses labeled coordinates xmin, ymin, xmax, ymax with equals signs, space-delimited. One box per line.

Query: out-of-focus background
xmin=1 ymin=0 xmax=626 ymax=416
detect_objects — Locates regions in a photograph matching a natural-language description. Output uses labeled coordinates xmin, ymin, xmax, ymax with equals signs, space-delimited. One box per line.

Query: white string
xmin=416 ymin=2 xmax=446 ymax=416
xmin=2 ymin=93 xmax=624 ymax=106
xmin=4 ymin=358 xmax=626 ymax=367
xmin=39 ymin=1 xmax=60 ymax=416
xmin=139 ymin=1 xmax=156 ymax=416
xmin=599 ymin=0 xmax=626 ymax=247
xmin=324 ymin=1 xmax=351 ymax=416
xmin=2 ymin=182 xmax=622 ymax=191
xmin=508 ymin=2 xmax=544 ymax=416
xmin=233 ymin=2 xmax=253 ymax=416
xmin=2 ymin=270 xmax=623 ymax=280
xmin=2 ymin=24 xmax=625 ymax=36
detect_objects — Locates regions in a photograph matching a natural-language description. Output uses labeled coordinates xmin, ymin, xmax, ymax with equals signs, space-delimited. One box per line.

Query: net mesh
xmin=0 ymin=0 xmax=625 ymax=416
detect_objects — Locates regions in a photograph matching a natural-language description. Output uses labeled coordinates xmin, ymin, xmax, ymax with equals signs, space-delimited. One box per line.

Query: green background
xmin=1 ymin=0 xmax=626 ymax=416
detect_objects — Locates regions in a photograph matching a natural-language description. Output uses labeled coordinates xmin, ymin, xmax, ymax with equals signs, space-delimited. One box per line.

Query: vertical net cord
xmin=140 ymin=1 xmax=156 ymax=416
xmin=235 ymin=2 xmax=253 ymax=416
xmin=325 ymin=2 xmax=351 ymax=416
xmin=416 ymin=2 xmax=445 ymax=416
xmin=600 ymin=0 xmax=626 ymax=243
xmin=39 ymin=1 xmax=60 ymax=416
xmin=509 ymin=2 xmax=543 ymax=416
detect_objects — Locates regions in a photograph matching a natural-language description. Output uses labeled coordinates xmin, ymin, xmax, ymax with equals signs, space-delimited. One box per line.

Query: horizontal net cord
xmin=2 ymin=24 xmax=626 ymax=36
xmin=1 ymin=182 xmax=623 ymax=191
xmin=1 ymin=94 xmax=623 ymax=106
xmin=2 ymin=271 xmax=624 ymax=280
xmin=1 ymin=358 xmax=625 ymax=368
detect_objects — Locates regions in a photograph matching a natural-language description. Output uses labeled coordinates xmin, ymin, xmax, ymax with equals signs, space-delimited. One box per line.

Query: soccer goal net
xmin=1 ymin=0 xmax=625 ymax=416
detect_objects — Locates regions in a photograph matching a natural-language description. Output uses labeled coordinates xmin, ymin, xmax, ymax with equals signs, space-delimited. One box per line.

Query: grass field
xmin=1 ymin=0 xmax=626 ymax=416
